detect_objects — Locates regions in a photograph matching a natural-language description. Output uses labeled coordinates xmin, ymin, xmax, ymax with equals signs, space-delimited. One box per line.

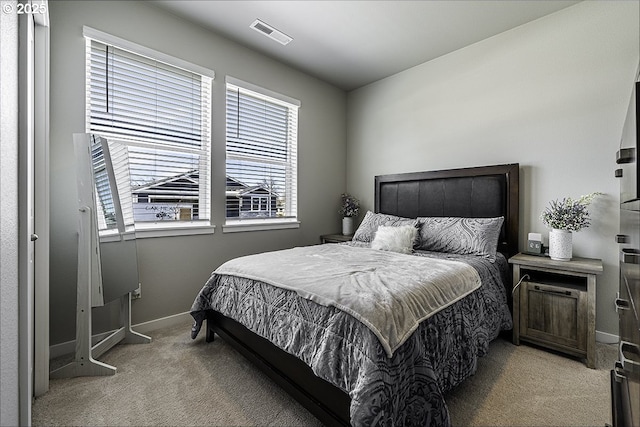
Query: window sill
xmin=99 ymin=228 xmax=136 ymax=243
xmin=133 ymin=222 xmax=215 ymax=239
xmin=223 ymin=219 xmax=300 ymax=233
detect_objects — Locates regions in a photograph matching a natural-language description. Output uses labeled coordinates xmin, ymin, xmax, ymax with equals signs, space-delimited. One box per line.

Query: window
xmin=251 ymin=196 xmax=270 ymax=212
xmin=84 ymin=27 xmax=213 ymax=234
xmin=225 ymin=77 xmax=299 ymax=231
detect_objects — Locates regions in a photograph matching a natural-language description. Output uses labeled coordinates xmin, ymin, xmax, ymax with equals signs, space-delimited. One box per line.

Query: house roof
xmin=237 ymin=185 xmax=279 ymax=197
xmin=132 ymin=170 xmax=199 ymax=193
xmin=133 ymin=170 xmax=279 ymax=198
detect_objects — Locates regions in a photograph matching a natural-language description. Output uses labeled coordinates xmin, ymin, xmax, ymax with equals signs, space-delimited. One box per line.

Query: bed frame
xmin=205 ymin=163 xmax=520 ymax=426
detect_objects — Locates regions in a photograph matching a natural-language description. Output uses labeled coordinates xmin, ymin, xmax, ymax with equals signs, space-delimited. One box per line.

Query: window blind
xmin=225 ymin=81 xmax=298 ymax=221
xmin=86 ymin=36 xmax=212 ymax=224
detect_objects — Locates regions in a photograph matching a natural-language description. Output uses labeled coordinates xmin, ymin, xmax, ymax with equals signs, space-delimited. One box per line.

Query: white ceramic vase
xmin=549 ymin=229 xmax=572 ymax=261
xmin=342 ymin=217 xmax=354 ymax=235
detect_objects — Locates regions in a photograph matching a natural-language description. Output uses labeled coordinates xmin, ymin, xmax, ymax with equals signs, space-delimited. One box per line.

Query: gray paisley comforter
xmin=214 ymin=244 xmax=483 ymax=358
xmin=190 ymin=244 xmax=512 ymax=426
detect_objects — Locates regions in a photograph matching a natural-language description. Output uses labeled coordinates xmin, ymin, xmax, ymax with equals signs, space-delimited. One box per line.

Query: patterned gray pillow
xmin=416 ymin=216 xmax=504 ymax=262
xmin=352 ymin=211 xmax=419 ymax=244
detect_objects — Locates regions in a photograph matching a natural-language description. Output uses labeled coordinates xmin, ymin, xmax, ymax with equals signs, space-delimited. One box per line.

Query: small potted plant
xmin=540 ymin=192 xmax=601 ymax=261
xmin=339 ymin=193 xmax=360 ymax=235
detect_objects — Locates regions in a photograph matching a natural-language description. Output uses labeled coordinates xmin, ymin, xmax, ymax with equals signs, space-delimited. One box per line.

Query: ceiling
xmin=149 ymin=0 xmax=580 ymax=91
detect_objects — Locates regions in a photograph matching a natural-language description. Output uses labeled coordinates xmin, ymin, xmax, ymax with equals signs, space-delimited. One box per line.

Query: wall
xmin=49 ymin=1 xmax=347 ymax=345
xmin=0 ymin=2 xmax=20 ymax=425
xmin=346 ymin=1 xmax=639 ymax=337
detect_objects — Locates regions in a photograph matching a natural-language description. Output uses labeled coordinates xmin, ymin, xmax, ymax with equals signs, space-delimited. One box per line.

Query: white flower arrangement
xmin=540 ymin=192 xmax=602 ymax=232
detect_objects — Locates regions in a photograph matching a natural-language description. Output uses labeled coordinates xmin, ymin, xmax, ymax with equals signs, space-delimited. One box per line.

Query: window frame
xmin=83 ymin=26 xmax=215 ymax=238
xmin=222 ymin=76 xmax=300 ymax=233
xmin=250 ymin=195 xmax=271 ymax=212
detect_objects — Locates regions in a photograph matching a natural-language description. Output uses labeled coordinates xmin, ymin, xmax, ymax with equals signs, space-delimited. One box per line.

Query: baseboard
xmin=49 ymin=311 xmax=192 ymax=360
xmin=132 ymin=311 xmax=192 ymax=335
xmin=49 ymin=314 xmax=619 ymax=358
xmin=596 ymin=330 xmax=619 ymax=344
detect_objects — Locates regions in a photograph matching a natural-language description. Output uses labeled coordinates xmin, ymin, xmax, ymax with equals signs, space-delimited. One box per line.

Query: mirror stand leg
xmin=50 ymin=290 xmax=116 ymax=378
xmin=121 ymin=293 xmax=151 ymax=344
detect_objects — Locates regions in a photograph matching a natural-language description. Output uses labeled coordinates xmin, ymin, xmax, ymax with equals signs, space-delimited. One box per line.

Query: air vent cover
xmin=250 ymin=19 xmax=292 ymax=45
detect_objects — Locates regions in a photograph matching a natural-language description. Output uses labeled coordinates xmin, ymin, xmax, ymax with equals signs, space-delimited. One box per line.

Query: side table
xmin=509 ymin=253 xmax=603 ymax=368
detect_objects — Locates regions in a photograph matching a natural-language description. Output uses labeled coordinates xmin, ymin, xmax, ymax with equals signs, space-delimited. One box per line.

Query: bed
xmin=190 ymin=163 xmax=519 ymax=426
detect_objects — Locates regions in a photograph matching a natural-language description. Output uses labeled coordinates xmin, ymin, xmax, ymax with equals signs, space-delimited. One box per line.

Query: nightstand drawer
xmin=520 ymin=280 xmax=588 ymax=352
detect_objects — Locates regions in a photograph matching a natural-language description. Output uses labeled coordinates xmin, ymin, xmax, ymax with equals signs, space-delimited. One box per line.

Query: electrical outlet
xmin=131 ymin=283 xmax=142 ymax=300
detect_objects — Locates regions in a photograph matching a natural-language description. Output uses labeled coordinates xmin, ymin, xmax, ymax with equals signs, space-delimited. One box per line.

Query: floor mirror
xmin=50 ymin=133 xmax=150 ymax=378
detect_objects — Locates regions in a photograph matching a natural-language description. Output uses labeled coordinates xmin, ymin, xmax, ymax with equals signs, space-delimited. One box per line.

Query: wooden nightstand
xmin=508 ymin=253 xmax=603 ymax=368
xmin=320 ymin=233 xmax=353 ymax=244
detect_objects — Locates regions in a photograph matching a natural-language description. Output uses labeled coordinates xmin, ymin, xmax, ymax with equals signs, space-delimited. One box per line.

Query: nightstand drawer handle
xmin=533 ymin=285 xmax=571 ymax=296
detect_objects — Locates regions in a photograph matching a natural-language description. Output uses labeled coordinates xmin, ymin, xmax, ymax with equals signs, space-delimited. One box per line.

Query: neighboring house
xmin=225 ymin=176 xmax=280 ymax=218
xmin=131 ymin=171 xmax=280 ymax=221
xmin=132 ymin=170 xmax=200 ymax=221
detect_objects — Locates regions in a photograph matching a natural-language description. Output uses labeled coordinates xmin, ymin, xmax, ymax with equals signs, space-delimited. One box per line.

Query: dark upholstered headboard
xmin=374 ymin=163 xmax=519 ymax=258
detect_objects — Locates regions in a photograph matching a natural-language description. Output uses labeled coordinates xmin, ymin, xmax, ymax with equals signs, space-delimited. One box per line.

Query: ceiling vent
xmin=250 ymin=19 xmax=292 ymax=46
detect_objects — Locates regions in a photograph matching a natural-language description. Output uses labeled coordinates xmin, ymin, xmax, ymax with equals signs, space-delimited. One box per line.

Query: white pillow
xmin=371 ymin=225 xmax=418 ymax=254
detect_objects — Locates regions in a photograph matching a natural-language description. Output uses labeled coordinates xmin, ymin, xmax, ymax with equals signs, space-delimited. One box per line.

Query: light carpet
xmin=33 ymin=321 xmax=616 ymax=426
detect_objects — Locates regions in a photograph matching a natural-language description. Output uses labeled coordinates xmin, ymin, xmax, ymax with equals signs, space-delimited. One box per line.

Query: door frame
xmin=18 ymin=4 xmax=50 ymax=425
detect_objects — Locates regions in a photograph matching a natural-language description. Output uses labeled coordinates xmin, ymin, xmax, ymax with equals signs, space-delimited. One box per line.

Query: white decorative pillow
xmin=371 ymin=225 xmax=418 ymax=254
xmin=353 ymin=211 xmax=419 ymax=244
xmin=417 ymin=216 xmax=504 ymax=262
